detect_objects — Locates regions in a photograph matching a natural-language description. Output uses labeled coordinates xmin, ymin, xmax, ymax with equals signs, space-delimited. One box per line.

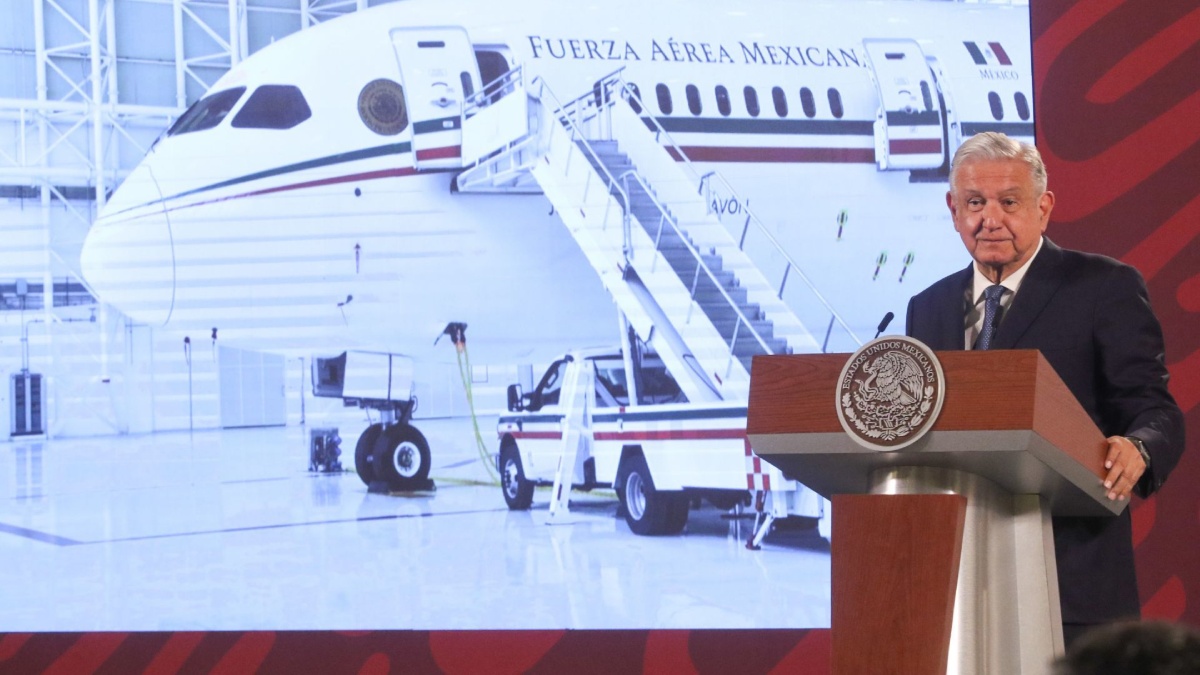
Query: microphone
xmin=874 ymin=311 xmax=895 ymax=339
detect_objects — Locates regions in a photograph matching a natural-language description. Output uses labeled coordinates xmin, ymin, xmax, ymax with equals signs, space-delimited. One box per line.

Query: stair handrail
xmin=613 ymin=166 xmax=778 ymax=367
xmin=589 ymin=69 xmax=863 ymax=350
xmin=535 ymin=76 xmax=777 ymax=369
xmin=463 ymin=65 xmax=526 ymax=119
xmin=529 ymin=75 xmax=635 ymax=260
xmin=463 ymin=66 xmax=858 ymax=350
xmin=695 ymin=167 xmax=860 ymax=348
xmin=456 ymin=66 xmax=539 ymax=185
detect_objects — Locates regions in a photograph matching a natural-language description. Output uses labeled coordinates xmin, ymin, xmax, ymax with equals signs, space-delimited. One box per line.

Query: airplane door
xmin=863 ymin=39 xmax=946 ymax=171
xmin=925 ymin=56 xmax=961 ymax=170
xmin=391 ymin=27 xmax=479 ymax=170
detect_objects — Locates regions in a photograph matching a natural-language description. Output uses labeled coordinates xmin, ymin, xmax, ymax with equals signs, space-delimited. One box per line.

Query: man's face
xmin=947 ymin=158 xmax=1055 ymax=281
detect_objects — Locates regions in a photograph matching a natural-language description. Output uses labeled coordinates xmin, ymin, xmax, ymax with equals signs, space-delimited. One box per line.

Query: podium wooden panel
xmin=747 ymin=350 xmax=1116 ymax=517
xmin=832 ymin=494 xmax=966 ymax=675
xmin=747 ymin=349 xmax=1116 ymax=674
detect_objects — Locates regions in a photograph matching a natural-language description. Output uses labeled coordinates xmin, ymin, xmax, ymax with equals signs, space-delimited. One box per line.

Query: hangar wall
xmin=0 ymin=0 xmax=505 ymax=436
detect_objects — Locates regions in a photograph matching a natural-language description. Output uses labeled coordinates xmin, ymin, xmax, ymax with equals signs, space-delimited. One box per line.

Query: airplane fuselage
xmin=81 ymin=0 xmax=1033 ymax=364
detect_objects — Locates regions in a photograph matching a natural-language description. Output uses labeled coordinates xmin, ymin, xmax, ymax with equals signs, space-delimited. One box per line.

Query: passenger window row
xmin=629 ymin=81 xmax=1031 ymax=125
xmin=988 ymin=91 xmax=1032 ymax=122
xmin=630 ymin=82 xmax=845 ymax=119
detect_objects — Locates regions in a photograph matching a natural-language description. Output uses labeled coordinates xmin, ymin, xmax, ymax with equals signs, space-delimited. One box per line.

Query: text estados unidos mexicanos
xmin=840 ymin=341 xmax=937 ymax=390
xmin=526 ymin=36 xmax=864 ymax=68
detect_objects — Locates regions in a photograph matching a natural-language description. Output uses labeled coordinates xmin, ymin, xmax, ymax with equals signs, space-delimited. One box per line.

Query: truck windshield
xmin=637 ymin=359 xmax=686 ymax=404
xmin=591 ymin=354 xmax=686 ymax=406
xmin=593 ymin=357 xmax=630 ymax=408
xmin=530 ymin=359 xmax=569 ymax=410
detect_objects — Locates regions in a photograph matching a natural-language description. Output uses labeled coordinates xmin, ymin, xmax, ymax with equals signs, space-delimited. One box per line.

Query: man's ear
xmin=1038 ymin=190 xmax=1055 ymax=231
xmin=946 ymin=191 xmax=956 ymax=221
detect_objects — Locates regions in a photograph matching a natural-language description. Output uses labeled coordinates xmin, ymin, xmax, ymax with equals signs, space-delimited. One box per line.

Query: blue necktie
xmin=976 ymin=285 xmax=1005 ymax=350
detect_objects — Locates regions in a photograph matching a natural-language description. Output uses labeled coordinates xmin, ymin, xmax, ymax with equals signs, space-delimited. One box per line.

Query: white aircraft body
xmin=80 ymin=0 xmax=1033 ymax=489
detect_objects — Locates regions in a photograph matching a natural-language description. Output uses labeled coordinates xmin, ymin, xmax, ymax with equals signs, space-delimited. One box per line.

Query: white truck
xmin=496 ymin=346 xmax=829 ymax=542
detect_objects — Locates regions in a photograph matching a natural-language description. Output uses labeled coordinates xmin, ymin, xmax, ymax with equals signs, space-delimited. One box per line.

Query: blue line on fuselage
xmin=107 ymin=141 xmax=414 ymax=218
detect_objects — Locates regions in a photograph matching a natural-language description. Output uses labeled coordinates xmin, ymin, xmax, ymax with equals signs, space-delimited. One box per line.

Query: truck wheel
xmin=373 ymin=425 xmax=431 ymax=491
xmin=499 ymin=441 xmax=534 ymax=510
xmin=354 ymin=424 xmax=383 ymax=485
xmin=618 ymin=454 xmax=688 ymax=536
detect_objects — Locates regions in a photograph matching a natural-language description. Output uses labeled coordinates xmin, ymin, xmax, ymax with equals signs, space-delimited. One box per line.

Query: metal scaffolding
xmin=1 ymin=0 xmax=378 ymax=199
xmin=0 ymin=0 xmax=376 ymax=436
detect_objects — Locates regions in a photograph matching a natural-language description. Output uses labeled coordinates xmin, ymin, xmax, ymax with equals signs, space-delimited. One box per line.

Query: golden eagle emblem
xmin=836 ymin=337 xmax=945 ymax=450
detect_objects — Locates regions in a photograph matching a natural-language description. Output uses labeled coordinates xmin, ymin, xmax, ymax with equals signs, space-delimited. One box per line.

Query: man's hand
xmin=1102 ymin=436 xmax=1147 ymax=501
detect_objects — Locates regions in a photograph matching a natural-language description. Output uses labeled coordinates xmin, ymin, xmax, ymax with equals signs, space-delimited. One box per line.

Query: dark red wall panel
xmin=1032 ymin=0 xmax=1200 ymax=627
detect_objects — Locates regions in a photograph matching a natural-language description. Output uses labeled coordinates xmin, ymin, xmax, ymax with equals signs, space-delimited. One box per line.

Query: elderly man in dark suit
xmin=905 ymin=132 xmax=1185 ymax=646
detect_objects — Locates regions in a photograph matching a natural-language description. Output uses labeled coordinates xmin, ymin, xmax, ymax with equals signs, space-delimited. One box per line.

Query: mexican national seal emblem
xmin=358 ymin=79 xmax=409 ymax=136
xmin=836 ymin=336 xmax=945 ymax=451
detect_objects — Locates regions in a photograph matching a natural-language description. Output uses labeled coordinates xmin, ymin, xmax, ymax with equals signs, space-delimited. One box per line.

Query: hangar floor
xmin=0 ymin=420 xmax=831 ymax=632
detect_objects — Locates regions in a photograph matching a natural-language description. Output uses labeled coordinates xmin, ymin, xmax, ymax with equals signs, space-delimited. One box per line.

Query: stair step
xmin=660 ymin=260 xmax=709 ymax=288
xmin=664 ymin=260 xmax=736 ymax=289
xmin=620 ymin=183 xmax=661 ymax=207
xmin=571 ymin=128 xmax=799 ymax=369
xmin=707 ymin=317 xmax=777 ymax=341
xmin=662 ymin=246 xmax=719 ymax=265
xmin=632 ymin=205 xmax=666 ymax=219
xmin=601 ymin=162 xmax=635 ymax=175
xmin=731 ymin=336 xmax=788 ymax=357
xmin=686 ymin=273 xmax=739 ymax=296
xmin=648 ymin=235 xmax=691 ymax=253
xmin=699 ymin=300 xmax=763 ymax=322
xmin=696 ymin=269 xmax=736 ymax=285
xmin=626 ymin=187 xmax=658 ymax=203
xmin=691 ymin=285 xmax=747 ymax=305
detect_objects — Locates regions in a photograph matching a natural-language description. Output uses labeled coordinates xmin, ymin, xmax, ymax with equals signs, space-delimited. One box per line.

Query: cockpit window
xmin=231 ymin=85 xmax=312 ymax=130
xmin=167 ymin=87 xmax=246 ymax=136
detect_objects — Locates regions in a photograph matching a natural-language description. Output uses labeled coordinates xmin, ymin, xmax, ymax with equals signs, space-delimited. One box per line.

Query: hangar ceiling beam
xmin=301 ymin=0 xmax=366 ymax=29
xmin=173 ymin=0 xmax=247 ymax=105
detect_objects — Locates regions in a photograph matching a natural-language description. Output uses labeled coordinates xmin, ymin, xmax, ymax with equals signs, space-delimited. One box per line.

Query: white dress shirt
xmin=964 ymin=236 xmax=1044 ymax=349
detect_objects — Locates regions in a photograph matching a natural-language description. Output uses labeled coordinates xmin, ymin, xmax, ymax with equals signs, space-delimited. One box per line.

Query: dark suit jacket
xmin=905 ymin=238 xmax=1185 ymax=624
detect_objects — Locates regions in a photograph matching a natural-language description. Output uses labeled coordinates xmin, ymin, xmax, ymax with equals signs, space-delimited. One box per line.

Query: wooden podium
xmin=747 ymin=350 xmax=1121 ymax=675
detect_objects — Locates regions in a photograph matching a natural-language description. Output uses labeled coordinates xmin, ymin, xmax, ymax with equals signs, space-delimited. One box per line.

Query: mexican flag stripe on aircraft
xmin=963 ymin=41 xmax=1012 ymax=66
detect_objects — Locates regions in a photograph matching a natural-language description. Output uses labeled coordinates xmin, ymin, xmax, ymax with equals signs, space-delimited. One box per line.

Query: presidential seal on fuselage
xmin=836 ymin=336 xmax=945 ymax=451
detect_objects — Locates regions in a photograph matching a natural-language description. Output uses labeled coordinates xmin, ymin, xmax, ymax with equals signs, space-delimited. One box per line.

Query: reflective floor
xmin=0 ymin=420 xmax=831 ymax=631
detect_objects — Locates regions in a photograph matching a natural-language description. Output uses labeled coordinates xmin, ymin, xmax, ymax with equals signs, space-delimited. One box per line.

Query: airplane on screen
xmin=80 ymin=0 xmax=1034 ymax=488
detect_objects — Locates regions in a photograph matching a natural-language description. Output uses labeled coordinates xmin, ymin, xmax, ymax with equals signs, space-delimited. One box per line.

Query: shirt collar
xmin=972 ymin=236 xmax=1043 ymax=303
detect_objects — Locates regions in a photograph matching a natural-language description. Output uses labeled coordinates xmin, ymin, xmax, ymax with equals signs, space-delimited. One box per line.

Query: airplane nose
xmin=81 ymin=167 xmax=176 ymax=326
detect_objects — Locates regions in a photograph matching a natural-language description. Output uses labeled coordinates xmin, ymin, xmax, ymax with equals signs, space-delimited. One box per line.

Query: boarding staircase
xmin=455 ymin=68 xmax=860 ymax=403
xmin=454 ymin=67 xmax=859 ymax=538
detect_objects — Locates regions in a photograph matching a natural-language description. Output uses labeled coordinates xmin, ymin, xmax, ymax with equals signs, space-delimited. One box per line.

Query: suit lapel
xmin=933 ymin=266 xmax=972 ymax=350
xmin=992 ymin=238 xmax=1066 ymax=349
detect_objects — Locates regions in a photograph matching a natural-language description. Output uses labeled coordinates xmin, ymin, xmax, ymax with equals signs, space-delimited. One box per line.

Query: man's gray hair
xmin=949 ymin=132 xmax=1048 ymax=194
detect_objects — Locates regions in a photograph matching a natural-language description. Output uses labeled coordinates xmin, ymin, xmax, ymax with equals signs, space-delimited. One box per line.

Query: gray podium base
xmin=870 ymin=466 xmax=1065 ymax=675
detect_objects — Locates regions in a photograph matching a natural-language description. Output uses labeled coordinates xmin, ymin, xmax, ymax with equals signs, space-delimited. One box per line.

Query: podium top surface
xmin=747 ymin=350 xmax=1122 ymax=517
